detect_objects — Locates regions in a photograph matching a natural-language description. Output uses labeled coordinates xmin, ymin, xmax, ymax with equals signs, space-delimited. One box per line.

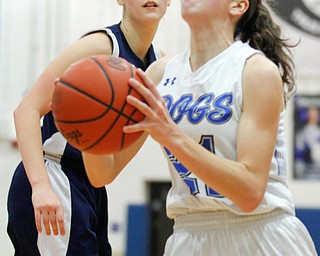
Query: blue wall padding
xmin=126 ymin=205 xmax=151 ymax=256
xmin=125 ymin=206 xmax=319 ymax=255
xmin=296 ymin=208 xmax=320 ymax=254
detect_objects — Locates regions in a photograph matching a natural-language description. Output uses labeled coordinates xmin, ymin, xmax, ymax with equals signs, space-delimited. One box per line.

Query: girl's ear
xmin=230 ymin=0 xmax=249 ymax=17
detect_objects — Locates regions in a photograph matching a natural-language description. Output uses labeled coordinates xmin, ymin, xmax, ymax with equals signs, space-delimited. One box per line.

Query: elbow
xmin=241 ymin=197 xmax=263 ymax=213
xmin=90 ymin=181 xmax=108 ymax=188
xmin=88 ymin=177 xmax=105 ymax=188
xmin=13 ymin=106 xmax=24 ymax=133
xmin=240 ymin=186 xmax=266 ymax=213
xmin=82 ymin=152 xmax=118 ymax=188
xmin=88 ymin=175 xmax=115 ymax=188
xmin=13 ymin=103 xmax=41 ymax=125
xmin=85 ymin=163 xmax=119 ymax=188
xmin=13 ymin=105 xmax=23 ymax=122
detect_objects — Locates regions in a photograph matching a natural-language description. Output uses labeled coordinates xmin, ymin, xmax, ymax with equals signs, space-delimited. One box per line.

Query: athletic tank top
xmin=157 ymin=41 xmax=295 ymax=218
xmin=42 ymin=22 xmax=161 ymax=164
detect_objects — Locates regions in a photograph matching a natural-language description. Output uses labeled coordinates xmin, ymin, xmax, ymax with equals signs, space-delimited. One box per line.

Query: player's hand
xmin=31 ymin=183 xmax=65 ymax=236
xmin=124 ymin=68 xmax=178 ymax=148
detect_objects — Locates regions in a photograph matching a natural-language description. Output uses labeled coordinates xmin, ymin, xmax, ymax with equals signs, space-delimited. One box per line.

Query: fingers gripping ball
xmin=51 ymin=55 xmax=145 ymax=154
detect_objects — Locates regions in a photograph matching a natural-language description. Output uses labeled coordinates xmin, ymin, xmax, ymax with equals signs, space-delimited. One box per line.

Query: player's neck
xmin=120 ymin=20 xmax=158 ymax=61
xmin=189 ymin=29 xmax=234 ymax=72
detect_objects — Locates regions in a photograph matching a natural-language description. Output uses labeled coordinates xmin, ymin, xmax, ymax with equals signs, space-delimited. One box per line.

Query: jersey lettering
xmin=163 ymin=92 xmax=233 ymax=125
xmin=162 ymin=91 xmax=230 ymax=198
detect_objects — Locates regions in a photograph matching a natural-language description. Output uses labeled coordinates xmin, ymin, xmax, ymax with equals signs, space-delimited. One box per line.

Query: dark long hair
xmin=235 ymin=0 xmax=297 ymax=104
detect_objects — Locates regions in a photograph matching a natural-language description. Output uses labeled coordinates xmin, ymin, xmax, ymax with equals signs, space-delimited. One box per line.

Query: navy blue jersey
xmin=106 ymin=23 xmax=161 ymax=71
xmin=42 ymin=22 xmax=161 ymax=164
xmin=8 ymin=22 xmax=161 ymax=256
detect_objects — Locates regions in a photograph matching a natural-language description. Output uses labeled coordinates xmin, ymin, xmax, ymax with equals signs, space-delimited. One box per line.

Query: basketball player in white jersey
xmin=83 ymin=0 xmax=317 ymax=255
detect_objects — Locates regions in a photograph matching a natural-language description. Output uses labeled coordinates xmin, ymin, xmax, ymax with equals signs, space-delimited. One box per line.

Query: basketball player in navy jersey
xmin=7 ymin=1 xmax=170 ymax=255
xmin=83 ymin=0 xmax=317 ymax=255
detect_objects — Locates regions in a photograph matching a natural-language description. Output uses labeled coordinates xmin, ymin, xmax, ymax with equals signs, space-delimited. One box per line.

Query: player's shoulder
xmin=244 ymin=53 xmax=283 ymax=93
xmin=146 ymin=55 xmax=174 ymax=85
xmin=243 ymin=53 xmax=284 ymax=109
xmin=75 ymin=31 xmax=113 ymax=56
xmin=245 ymin=53 xmax=280 ymax=79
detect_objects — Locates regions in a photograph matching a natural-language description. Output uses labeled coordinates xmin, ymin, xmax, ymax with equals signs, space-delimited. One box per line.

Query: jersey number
xmin=165 ymin=135 xmax=223 ymax=198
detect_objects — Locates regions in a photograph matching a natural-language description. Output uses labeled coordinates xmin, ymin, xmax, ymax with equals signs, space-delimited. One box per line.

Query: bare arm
xmin=14 ymin=32 xmax=112 ymax=235
xmin=82 ymin=56 xmax=172 ymax=187
xmin=82 ymin=132 xmax=149 ymax=187
xmin=125 ymin=54 xmax=284 ymax=212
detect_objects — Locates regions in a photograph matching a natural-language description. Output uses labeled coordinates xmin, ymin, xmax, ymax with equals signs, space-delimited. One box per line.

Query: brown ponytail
xmin=235 ymin=0 xmax=297 ymax=104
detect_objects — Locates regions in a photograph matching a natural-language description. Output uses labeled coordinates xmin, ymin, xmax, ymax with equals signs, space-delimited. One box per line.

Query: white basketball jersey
xmin=157 ymin=41 xmax=295 ymax=218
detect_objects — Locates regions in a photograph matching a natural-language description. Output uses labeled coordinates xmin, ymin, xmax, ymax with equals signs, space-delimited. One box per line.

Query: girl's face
xmin=180 ymin=0 xmax=229 ymax=19
xmin=119 ymin=0 xmax=170 ymax=24
xmin=180 ymin=0 xmax=248 ymax=29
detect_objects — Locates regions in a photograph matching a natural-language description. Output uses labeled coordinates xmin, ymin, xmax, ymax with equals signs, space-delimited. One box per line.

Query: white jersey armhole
xmin=103 ymin=28 xmax=120 ymax=57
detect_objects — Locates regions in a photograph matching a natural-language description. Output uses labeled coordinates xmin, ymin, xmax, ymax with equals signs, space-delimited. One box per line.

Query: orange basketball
xmin=51 ymin=55 xmax=145 ymax=154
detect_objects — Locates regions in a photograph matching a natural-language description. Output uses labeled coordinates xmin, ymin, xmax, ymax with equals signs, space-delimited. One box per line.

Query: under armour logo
xmin=163 ymin=77 xmax=177 ymax=86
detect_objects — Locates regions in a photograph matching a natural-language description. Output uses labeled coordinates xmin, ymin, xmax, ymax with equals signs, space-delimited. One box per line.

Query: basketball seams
xmin=82 ymin=58 xmax=142 ymax=152
xmin=119 ymin=65 xmax=144 ymax=150
xmin=54 ymin=80 xmax=141 ymax=123
xmin=119 ymin=65 xmax=135 ymax=150
xmin=56 ymin=79 xmax=111 ymax=109
xmin=52 ymin=55 xmax=145 ymax=154
xmin=90 ymin=57 xmax=115 ymax=108
xmin=88 ymin=58 xmax=139 ymax=151
xmin=91 ymin=57 xmax=142 ymax=124
xmin=54 ymin=80 xmax=110 ymax=123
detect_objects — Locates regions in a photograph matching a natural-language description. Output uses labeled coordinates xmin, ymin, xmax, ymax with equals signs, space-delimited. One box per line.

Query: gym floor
xmin=1 ymin=139 xmax=20 ymax=255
